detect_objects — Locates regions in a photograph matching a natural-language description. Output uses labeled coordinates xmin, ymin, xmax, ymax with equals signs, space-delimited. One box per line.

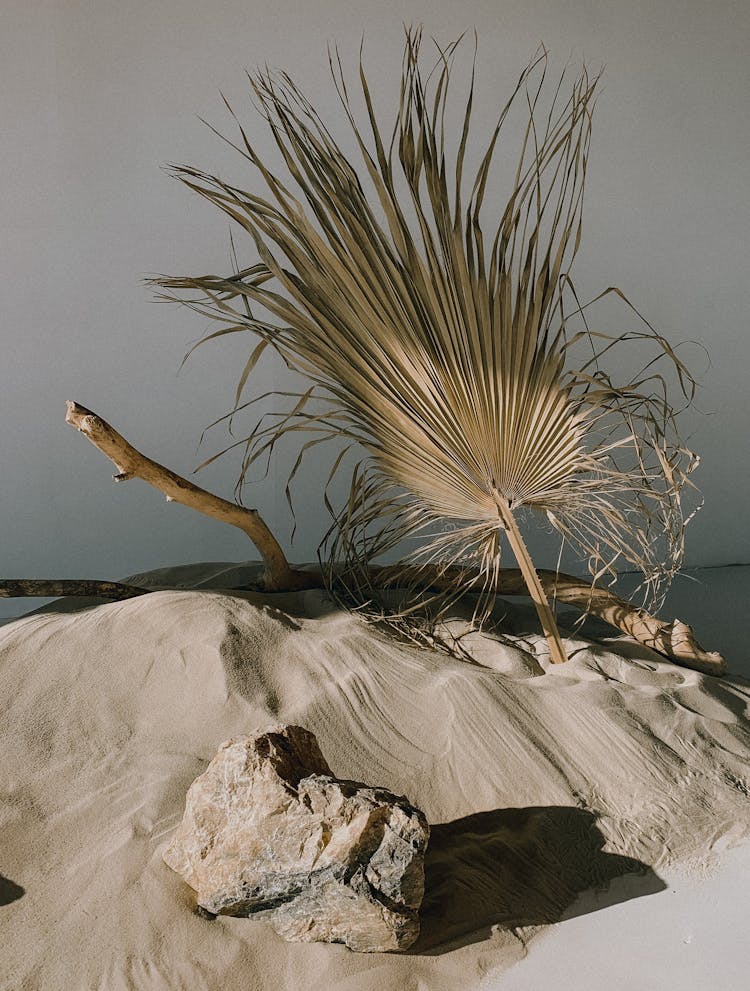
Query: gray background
xmin=2 ymin=0 xmax=748 ymax=621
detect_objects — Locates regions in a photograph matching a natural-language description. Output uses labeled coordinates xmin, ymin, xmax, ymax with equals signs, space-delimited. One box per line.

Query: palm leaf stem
xmin=494 ymin=492 xmax=568 ymax=663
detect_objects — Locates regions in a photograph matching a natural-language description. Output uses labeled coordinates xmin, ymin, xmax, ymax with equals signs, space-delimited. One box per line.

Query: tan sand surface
xmin=1 ymin=562 xmax=749 ymax=990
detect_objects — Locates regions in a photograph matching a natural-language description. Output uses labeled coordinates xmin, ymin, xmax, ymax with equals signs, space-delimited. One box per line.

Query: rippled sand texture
xmin=2 ymin=563 xmax=749 ymax=990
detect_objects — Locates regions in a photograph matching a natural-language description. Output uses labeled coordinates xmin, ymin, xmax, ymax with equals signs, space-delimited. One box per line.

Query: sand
xmin=1 ymin=561 xmax=749 ymax=990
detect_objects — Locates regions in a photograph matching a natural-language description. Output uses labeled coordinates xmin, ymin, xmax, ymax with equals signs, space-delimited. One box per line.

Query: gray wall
xmin=2 ymin=0 xmax=748 ymax=618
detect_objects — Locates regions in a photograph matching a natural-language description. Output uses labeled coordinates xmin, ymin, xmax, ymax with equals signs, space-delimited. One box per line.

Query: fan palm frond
xmin=156 ymin=28 xmax=700 ymax=663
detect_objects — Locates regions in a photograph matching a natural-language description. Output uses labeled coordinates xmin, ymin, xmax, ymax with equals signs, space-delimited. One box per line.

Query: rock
xmin=163 ymin=725 xmax=430 ymax=952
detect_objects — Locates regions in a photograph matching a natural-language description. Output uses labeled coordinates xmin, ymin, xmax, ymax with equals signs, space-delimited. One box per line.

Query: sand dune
xmin=1 ymin=562 xmax=749 ymax=990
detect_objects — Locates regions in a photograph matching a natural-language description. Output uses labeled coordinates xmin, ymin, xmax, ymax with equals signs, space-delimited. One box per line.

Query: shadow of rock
xmin=411 ymin=805 xmax=664 ymax=954
xmin=0 ymin=874 xmax=25 ymax=906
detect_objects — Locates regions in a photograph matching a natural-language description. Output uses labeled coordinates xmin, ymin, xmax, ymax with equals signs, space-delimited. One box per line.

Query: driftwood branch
xmin=371 ymin=565 xmax=725 ymax=676
xmin=0 ymin=579 xmax=148 ymax=600
xmin=538 ymin=572 xmax=726 ymax=675
xmin=65 ymin=401 xmax=301 ymax=591
xmin=58 ymin=401 xmax=726 ymax=676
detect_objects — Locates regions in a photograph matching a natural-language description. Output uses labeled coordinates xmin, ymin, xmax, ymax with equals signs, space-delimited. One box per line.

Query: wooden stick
xmin=65 ymin=401 xmax=302 ymax=591
xmin=538 ymin=572 xmax=727 ymax=676
xmin=0 ymin=579 xmax=148 ymax=600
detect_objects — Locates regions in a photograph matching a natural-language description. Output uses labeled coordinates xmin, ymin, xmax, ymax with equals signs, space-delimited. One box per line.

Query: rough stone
xmin=163 ymin=725 xmax=430 ymax=952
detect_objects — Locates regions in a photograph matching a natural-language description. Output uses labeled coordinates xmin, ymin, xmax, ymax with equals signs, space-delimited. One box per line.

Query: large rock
xmin=163 ymin=725 xmax=429 ymax=952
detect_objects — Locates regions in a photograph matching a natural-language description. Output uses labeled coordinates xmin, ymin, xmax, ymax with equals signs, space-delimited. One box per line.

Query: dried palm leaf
xmin=155 ymin=28 xmax=700 ymax=664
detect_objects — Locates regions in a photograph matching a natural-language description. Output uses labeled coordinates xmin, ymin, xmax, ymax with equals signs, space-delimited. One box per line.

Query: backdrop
xmin=2 ymin=0 xmax=748 ymax=618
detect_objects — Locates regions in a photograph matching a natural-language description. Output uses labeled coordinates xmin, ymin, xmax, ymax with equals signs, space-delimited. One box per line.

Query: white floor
xmin=484 ymin=842 xmax=750 ymax=991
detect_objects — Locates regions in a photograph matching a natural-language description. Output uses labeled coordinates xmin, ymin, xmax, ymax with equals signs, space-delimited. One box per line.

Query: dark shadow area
xmin=410 ymin=805 xmax=665 ymax=955
xmin=0 ymin=874 xmax=25 ymax=906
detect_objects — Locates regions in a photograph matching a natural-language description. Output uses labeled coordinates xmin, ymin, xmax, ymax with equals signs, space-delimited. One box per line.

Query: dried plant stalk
xmin=155 ymin=29 xmax=701 ymax=662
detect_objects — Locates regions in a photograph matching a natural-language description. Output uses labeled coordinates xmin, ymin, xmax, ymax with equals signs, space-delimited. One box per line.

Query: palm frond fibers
xmin=155 ymin=29 xmax=700 ymax=663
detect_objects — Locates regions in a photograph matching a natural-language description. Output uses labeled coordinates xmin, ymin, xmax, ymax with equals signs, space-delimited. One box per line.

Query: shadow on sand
xmin=411 ymin=805 xmax=664 ymax=954
xmin=0 ymin=874 xmax=24 ymax=907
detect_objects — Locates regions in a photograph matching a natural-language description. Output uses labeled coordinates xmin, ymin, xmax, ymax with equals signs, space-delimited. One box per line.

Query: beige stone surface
xmin=163 ymin=726 xmax=429 ymax=951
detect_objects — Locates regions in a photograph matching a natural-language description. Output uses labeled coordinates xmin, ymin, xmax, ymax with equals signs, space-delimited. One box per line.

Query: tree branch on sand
xmin=2 ymin=402 xmax=721 ymax=675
